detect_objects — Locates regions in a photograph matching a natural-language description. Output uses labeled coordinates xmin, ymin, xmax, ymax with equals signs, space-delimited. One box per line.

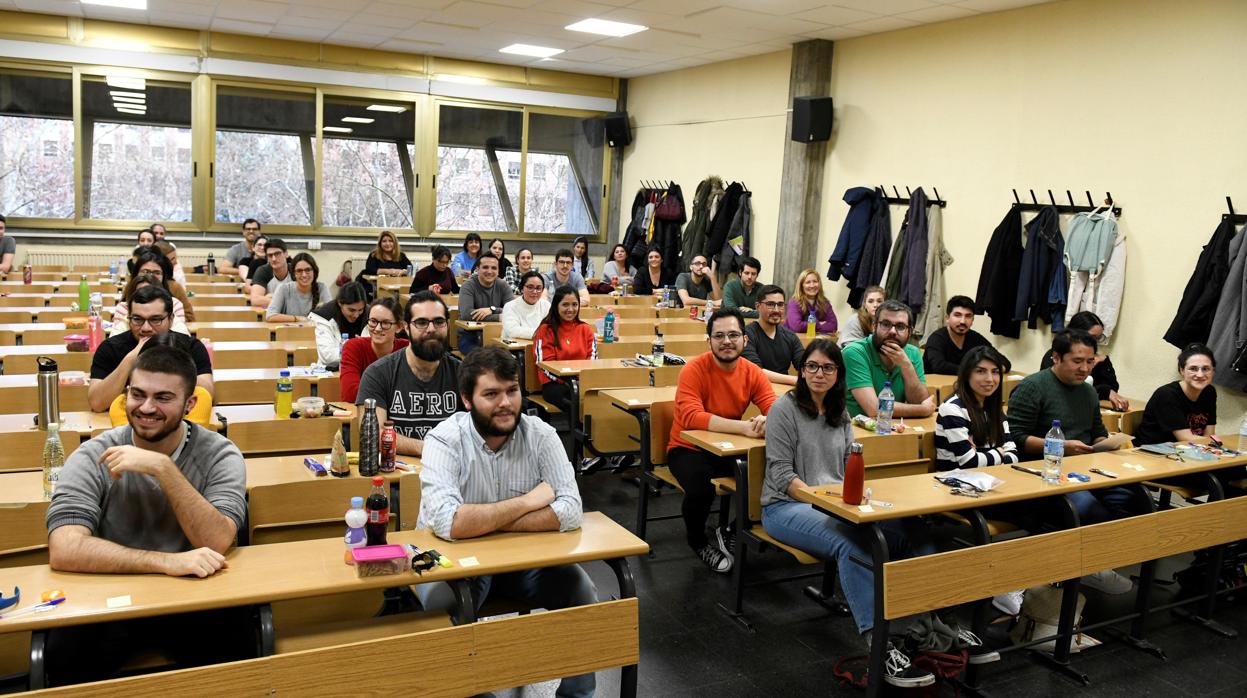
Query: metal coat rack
xmin=1225 ymin=196 xmax=1247 ymax=225
xmin=639 ymin=180 xmax=672 ymax=190
xmin=1011 ymin=189 xmax=1122 ymax=217
xmin=878 ymin=185 xmax=947 ymax=208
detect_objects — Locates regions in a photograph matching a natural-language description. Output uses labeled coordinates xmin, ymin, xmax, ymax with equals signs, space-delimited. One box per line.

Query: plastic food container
xmin=297 ymin=396 xmax=325 ymax=418
xmin=64 ymin=334 xmax=89 ymax=352
xmin=58 ymin=371 xmax=88 ymax=386
xmin=352 ymin=544 xmax=407 ymax=577
xmin=62 ymin=317 xmax=88 ymax=330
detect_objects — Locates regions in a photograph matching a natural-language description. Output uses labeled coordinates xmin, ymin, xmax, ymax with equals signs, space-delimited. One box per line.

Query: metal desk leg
xmin=1173 ymin=473 xmax=1238 ymax=637
xmin=605 ymin=557 xmax=639 ymax=698
xmin=27 ymin=630 xmax=46 ymax=690
xmin=963 ymin=509 xmax=994 ymax=692
xmin=1032 ymin=495 xmax=1090 ymax=685
xmin=256 ymin=603 xmax=276 ymax=656
xmin=1112 ymin=484 xmax=1166 ymax=658
xmin=569 ymin=377 xmax=582 ymax=463
xmin=452 ymin=580 xmax=477 ymax=624
xmin=863 ymin=524 xmax=891 ymax=698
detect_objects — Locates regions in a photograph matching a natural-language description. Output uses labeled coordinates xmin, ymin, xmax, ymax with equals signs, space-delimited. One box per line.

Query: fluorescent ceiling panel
xmin=565 ymin=19 xmax=647 ymax=37
xmin=341 ymin=116 xmax=375 ymax=123
xmin=83 ymin=0 xmax=148 ymax=9
xmin=499 ymin=43 xmax=564 ymax=58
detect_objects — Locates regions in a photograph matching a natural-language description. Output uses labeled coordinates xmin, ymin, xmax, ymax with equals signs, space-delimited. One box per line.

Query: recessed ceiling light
xmin=565 ymin=18 xmax=647 ymax=37
xmin=323 ymin=126 xmax=353 ymax=133
xmin=109 ymin=90 xmax=145 ymax=100
xmin=83 ymin=0 xmax=148 ymax=10
xmin=105 ymin=75 xmax=145 ymax=91
xmin=115 ymin=106 xmax=146 ymax=114
xmin=499 ymin=43 xmax=564 ymax=58
xmin=341 ymin=117 xmax=374 ymax=124
xmin=366 ymin=104 xmax=406 ymax=113
xmin=111 ymin=95 xmax=146 ymax=104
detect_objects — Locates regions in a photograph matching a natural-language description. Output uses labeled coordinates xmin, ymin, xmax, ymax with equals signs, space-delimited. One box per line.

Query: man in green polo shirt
xmin=843 ymin=299 xmax=934 ymax=418
xmin=722 ymin=256 xmax=762 ymax=318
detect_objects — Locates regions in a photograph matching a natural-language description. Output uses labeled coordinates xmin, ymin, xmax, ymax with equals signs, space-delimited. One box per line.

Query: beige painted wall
xmin=618 ymin=49 xmax=792 ymax=277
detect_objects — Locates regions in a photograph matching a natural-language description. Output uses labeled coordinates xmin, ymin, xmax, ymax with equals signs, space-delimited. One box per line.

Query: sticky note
xmin=913 ymin=426 xmax=925 ymax=432
xmin=106 ymin=595 xmax=131 ymax=608
xmin=459 ymin=556 xmax=480 ymax=567
xmin=717 ymin=441 xmax=734 ymax=448
xmin=858 ymin=505 xmax=875 ymax=513
xmin=628 ymin=399 xmax=638 ymax=405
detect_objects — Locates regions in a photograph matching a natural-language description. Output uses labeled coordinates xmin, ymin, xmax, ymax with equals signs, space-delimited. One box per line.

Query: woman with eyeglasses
xmin=785 ymin=268 xmax=837 ymax=335
xmin=126 ymin=248 xmax=196 ymax=322
xmin=934 ymin=345 xmax=1018 ymax=471
xmin=501 ymin=271 xmax=550 ymax=341
xmin=267 ymin=253 xmax=331 ymax=323
xmin=760 ymin=338 xmax=939 ymax=686
xmin=310 ymin=281 xmax=368 ymax=369
xmin=109 ymin=272 xmax=190 ymax=337
xmin=533 ymin=285 xmax=597 ymax=411
xmin=340 ymin=297 xmax=409 ymax=403
xmin=1039 ymin=311 xmax=1127 ymax=410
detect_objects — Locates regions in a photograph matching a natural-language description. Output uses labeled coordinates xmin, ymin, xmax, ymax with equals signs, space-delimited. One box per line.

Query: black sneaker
xmin=884 ymin=643 xmax=935 ymax=688
xmin=957 ymin=629 xmax=1000 ymax=664
xmin=695 ymin=543 xmax=732 ymax=573
xmin=715 ymin=525 xmax=736 ymax=560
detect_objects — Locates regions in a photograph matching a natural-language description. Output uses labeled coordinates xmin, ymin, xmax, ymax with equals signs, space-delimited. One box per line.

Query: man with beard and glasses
xmin=842 ymin=299 xmax=934 ymax=419
xmin=355 ymin=290 xmax=462 ymax=456
xmin=417 ymin=345 xmax=593 ymax=697
xmin=668 ymin=307 xmax=777 ymax=573
xmin=44 ymin=344 xmax=251 ymax=685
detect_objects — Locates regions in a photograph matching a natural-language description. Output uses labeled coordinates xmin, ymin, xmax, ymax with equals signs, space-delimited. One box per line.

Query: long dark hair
xmin=122 ymin=271 xmax=166 ymax=302
xmin=954 ymin=345 xmax=1011 ymax=449
xmin=541 ymin=285 xmax=582 ymax=348
xmin=605 ymin=243 xmax=631 ymax=275
xmin=318 ymin=281 xmax=367 ymax=337
xmin=289 ymin=252 xmax=321 ymax=309
xmin=792 ymin=338 xmax=847 ymax=427
xmin=572 ymin=235 xmax=590 ymax=276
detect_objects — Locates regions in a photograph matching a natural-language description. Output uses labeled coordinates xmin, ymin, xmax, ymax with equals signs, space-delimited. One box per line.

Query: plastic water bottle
xmin=1043 ymin=420 xmax=1064 ymax=485
xmin=603 ymin=309 xmax=616 ymax=343
xmin=274 ymin=369 xmax=293 ymax=418
xmin=343 ymin=496 xmax=367 ymax=564
xmin=806 ymin=310 xmax=817 ymax=337
xmin=876 ymin=381 xmax=895 ymax=435
xmin=108 ymin=259 xmax=118 ymax=283
xmin=651 ymin=331 xmax=665 ymax=367
xmin=1237 ymin=414 xmax=1247 ymax=452
xmin=42 ymin=422 xmax=65 ymax=501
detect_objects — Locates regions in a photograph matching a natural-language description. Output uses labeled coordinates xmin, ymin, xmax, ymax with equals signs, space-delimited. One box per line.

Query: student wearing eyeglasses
xmin=842 ymin=299 xmax=934 ymax=418
xmin=354 ymin=292 xmax=463 ymax=456
xmin=742 ymin=284 xmax=804 ymax=386
xmin=501 ymin=271 xmax=550 ymax=341
xmin=339 ymin=297 xmax=409 ymax=403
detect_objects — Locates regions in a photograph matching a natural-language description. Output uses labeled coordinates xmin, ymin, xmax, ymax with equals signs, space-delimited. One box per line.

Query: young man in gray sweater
xmin=43 ymin=344 xmax=250 ymax=685
xmin=456 ymin=253 xmax=514 ymax=354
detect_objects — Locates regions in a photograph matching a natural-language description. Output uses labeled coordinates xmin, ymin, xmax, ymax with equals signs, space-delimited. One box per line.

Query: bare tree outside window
xmin=321 ymin=96 xmax=415 ymax=229
xmin=0 ymin=70 xmax=74 ymax=219
xmin=215 ymin=87 xmax=315 ymax=225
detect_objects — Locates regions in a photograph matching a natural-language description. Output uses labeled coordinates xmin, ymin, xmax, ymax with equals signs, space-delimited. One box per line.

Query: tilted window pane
xmin=215 ymin=88 xmax=315 ymax=226
xmin=83 ymin=77 xmax=192 ymax=221
xmin=0 ymin=70 xmax=74 ymax=219
xmin=436 ymin=104 xmax=521 ymax=232
xmin=524 ymin=113 xmax=602 ymax=235
xmin=322 ymin=97 xmax=414 ymax=229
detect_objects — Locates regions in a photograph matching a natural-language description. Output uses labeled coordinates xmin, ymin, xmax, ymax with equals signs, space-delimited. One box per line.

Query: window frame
xmin=0 ymin=62 xmax=77 ymax=225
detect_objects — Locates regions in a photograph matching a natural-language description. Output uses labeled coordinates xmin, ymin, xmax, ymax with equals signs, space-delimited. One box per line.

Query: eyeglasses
xmin=690 ymin=260 xmax=706 ymax=267
xmin=243 ymin=227 xmax=259 ymax=233
xmin=294 ymin=268 xmax=314 ymax=276
xmin=759 ymin=301 xmax=785 ymax=309
xmin=410 ymin=317 xmax=448 ymax=330
xmin=878 ymin=320 xmax=911 ymax=333
xmin=366 ymin=318 xmax=395 ymax=330
xmin=710 ymin=332 xmax=743 ymax=342
xmin=522 ymin=284 xmax=545 ymax=292
xmin=802 ymin=362 xmax=837 ymax=375
xmin=130 ymin=315 xmax=168 ymax=327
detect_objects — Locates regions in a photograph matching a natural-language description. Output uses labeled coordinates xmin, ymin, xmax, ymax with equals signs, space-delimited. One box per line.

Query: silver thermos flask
xmin=36 ymin=356 xmax=60 ymax=431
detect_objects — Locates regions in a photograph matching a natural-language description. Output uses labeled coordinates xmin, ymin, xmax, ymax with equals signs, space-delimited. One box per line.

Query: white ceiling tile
xmin=155 ymin=1 xmax=216 ymax=16
xmin=788 ymin=5 xmax=879 ymax=25
xmin=532 ymin=0 xmax=617 ymax=17
xmin=843 ymin=15 xmax=921 ymax=34
xmin=480 ymin=0 xmax=545 ymax=7
xmin=424 ymin=2 xmax=508 ymax=29
xmin=800 ymin=24 xmax=869 ymax=41
xmin=829 ymin=0 xmax=940 ymax=14
xmin=217 ymin=0 xmax=288 ymax=24
xmin=624 ymin=0 xmax=717 ymax=17
xmin=898 ymin=4 xmax=979 ymax=23
xmin=325 ymin=31 xmax=389 ymax=47
xmin=721 ymin=0 xmax=826 ymax=15
xmin=558 ymin=44 xmax=642 ymax=62
xmin=148 ymin=12 xmax=214 ymax=26
xmin=686 ymin=7 xmax=829 ymax=37
xmin=363 ymin=0 xmax=454 ymax=12
xmin=950 ymin=0 xmax=1047 ymax=12
xmin=212 ymin=18 xmax=277 ymax=34
xmin=14 ymin=0 xmax=83 ymax=15
xmin=283 ymin=5 xmax=355 ymax=21
xmin=398 ymin=21 xmax=484 ymax=44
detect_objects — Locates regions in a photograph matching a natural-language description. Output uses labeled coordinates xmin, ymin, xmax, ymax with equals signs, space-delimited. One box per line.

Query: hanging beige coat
xmin=915 ymin=205 xmax=952 ymax=343
xmin=1066 ymin=227 xmax=1126 ymax=340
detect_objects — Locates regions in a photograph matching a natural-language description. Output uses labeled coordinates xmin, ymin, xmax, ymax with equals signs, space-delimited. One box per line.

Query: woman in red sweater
xmin=340 ymin=297 xmax=410 ymax=402
xmin=533 ymin=285 xmax=597 ymax=410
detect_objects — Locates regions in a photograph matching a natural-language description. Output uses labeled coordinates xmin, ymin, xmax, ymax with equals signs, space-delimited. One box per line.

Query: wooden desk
xmin=537 ymin=359 xmax=630 ymax=377
xmin=1100 ymin=398 xmax=1144 ymax=434
xmin=0 ymin=411 xmax=112 ymax=438
xmin=679 ymin=429 xmax=764 ymax=457
xmin=215 ymin=404 xmax=350 ymax=456
xmin=214 ymin=368 xmax=339 ymax=405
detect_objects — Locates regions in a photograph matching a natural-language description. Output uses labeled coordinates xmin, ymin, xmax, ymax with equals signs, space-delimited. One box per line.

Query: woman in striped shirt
xmin=935 ymin=345 xmax=1018 ymax=470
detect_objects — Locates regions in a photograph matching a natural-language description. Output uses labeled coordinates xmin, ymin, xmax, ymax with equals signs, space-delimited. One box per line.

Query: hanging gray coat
xmin=680 ymin=177 xmax=724 ymax=271
xmin=715 ymin=190 xmax=751 ymax=275
xmin=1208 ymin=228 xmax=1247 ymax=392
xmin=883 ymin=188 xmax=930 ymax=314
xmin=851 ymin=200 xmax=892 ymax=308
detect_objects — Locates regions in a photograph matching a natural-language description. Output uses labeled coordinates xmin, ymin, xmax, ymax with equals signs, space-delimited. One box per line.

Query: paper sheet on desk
xmin=935 ymin=469 xmax=1004 ymax=491
xmin=1092 ymin=432 xmax=1134 ymax=452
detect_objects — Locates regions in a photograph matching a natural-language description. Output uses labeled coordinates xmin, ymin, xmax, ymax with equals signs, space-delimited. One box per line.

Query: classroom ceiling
xmin=4 ymin=0 xmax=1054 ymax=77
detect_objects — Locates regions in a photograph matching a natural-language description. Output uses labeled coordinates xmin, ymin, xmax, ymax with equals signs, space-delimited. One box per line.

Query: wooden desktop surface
xmin=679 ymin=429 xmax=765 ymax=457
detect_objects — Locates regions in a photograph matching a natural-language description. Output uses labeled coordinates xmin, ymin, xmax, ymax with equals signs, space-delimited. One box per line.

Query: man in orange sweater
xmin=668 ymin=307 xmax=777 ymax=573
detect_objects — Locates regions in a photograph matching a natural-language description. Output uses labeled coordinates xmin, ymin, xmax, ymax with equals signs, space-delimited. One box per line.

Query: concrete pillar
xmin=773 ymin=39 xmax=833 ymax=292
xmin=608 ymin=79 xmax=628 ymax=243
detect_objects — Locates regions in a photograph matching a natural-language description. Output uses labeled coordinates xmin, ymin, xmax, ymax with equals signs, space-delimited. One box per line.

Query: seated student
xmin=571 ymin=235 xmax=595 ymax=280
xmin=340 ymin=297 xmax=408 ymax=403
xmin=150 ymin=222 xmax=169 ymax=242
xmin=238 ymin=235 xmax=267 ymax=284
xmin=136 ymin=228 xmax=155 ymax=247
xmin=417 ymin=345 xmax=594 ymax=696
xmin=451 ymin=232 xmax=482 ymax=280
xmin=129 ymin=247 xmax=196 ymax=322
xmin=89 ymin=286 xmax=213 ymax=412
xmin=219 ymin=218 xmax=260 ymax=275
xmin=631 ymin=246 xmax=676 ymax=298
xmin=533 ymin=285 xmax=597 ymax=411
xmin=505 ymin=247 xmax=538 ymax=294
xmin=721 ymin=256 xmax=762 ymax=318
xmin=45 ymin=344 xmax=250 ymax=685
xmin=310 ymin=281 xmax=367 ymax=369
xmin=474 ymin=238 xmax=512 ymax=279
xmin=0 ymin=213 xmax=14 ymax=273
xmin=935 ymin=345 xmax=1018 ymax=470
xmin=601 ymin=243 xmax=634 ymax=285
xmin=355 ymin=291 xmax=461 ymax=456
xmin=248 ymin=237 xmax=292 ymax=308
xmin=358 ymin=230 xmax=411 ymax=296
xmin=761 ymin=339 xmax=943 ymax=687
xmin=923 ymin=295 xmax=993 ymax=375
xmin=110 ymin=272 xmax=189 ymax=337
xmin=107 ymin=333 xmax=214 ymax=427
xmin=669 ymin=307 xmax=776 ymax=573
xmin=1040 ymin=311 xmax=1129 ymax=411
xmin=839 ymin=285 xmax=884 ymax=347
xmin=674 ymin=253 xmax=720 ymax=310
xmin=456 ymin=253 xmax=514 ymax=354
xmin=843 ymin=300 xmax=933 ymax=418
xmin=545 ymin=248 xmax=592 ymax=305
xmin=409 ymin=244 xmax=459 ymax=295
xmin=501 ymin=271 xmax=550 ymax=341
xmin=742 ymin=284 xmax=803 ymax=386
xmin=786 ymin=268 xmax=837 ymax=335
xmin=266 ymin=253 xmax=331 ymax=322
xmin=152 ymin=240 xmax=186 ymax=285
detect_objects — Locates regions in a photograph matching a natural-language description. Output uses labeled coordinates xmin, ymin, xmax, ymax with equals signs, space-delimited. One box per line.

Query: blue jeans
xmin=1067 ymin=485 xmax=1149 ymax=525
xmin=417 ymin=564 xmax=598 ymax=698
xmin=761 ymin=500 xmax=935 ymax=634
xmin=458 ymin=329 xmax=481 ymax=355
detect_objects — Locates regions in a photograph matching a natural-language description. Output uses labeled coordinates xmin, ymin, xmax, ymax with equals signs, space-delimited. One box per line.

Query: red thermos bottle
xmin=842 ymin=442 xmax=865 ymax=505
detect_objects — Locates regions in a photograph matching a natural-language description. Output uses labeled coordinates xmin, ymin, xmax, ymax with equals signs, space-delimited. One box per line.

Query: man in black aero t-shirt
xmin=355 ymin=291 xmax=462 ymax=456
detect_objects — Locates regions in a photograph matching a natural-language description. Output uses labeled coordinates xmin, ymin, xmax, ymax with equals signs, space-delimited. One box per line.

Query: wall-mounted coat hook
xmin=905 ymin=185 xmax=912 ymax=196
xmin=932 ymin=187 xmax=942 ymax=203
xmin=1227 ymin=195 xmax=1235 ymax=216
xmin=1086 ymin=190 xmax=1094 ymax=207
xmin=892 ymin=185 xmax=901 ymax=199
xmin=1013 ymin=189 xmax=1021 ymax=204
xmin=1048 ymin=189 xmax=1056 ymax=206
xmin=1066 ymin=190 xmax=1076 ymax=207
xmin=1029 ymin=189 xmax=1038 ymax=205
xmin=1105 ymin=191 xmax=1114 ymax=206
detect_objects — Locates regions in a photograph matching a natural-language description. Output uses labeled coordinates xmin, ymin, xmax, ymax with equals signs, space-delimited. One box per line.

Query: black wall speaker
xmin=604 ymin=111 xmax=632 ymax=148
xmin=791 ymin=96 xmax=833 ymax=143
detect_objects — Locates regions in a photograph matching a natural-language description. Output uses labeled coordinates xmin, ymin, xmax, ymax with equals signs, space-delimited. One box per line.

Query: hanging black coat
xmin=680 ymin=177 xmax=723 ymax=271
xmin=975 ymin=207 xmax=1025 ymax=338
xmin=621 ymin=189 xmax=651 ymax=269
xmin=850 ymin=197 xmax=892 ymax=308
xmin=828 ymin=186 xmax=880 ymax=285
xmin=1013 ymin=206 xmax=1066 ymax=330
xmin=1164 ymin=217 xmax=1239 ymax=348
xmin=704 ymin=182 xmax=743 ymax=261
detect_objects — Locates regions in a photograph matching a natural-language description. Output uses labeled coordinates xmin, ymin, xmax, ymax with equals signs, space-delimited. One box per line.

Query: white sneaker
xmin=1082 ymin=569 xmax=1133 ymax=594
xmin=992 ymin=590 xmax=1024 ymax=616
xmin=957 ymin=629 xmax=1000 ymax=664
xmin=884 ymin=644 xmax=935 ymax=688
xmin=695 ymin=543 xmax=732 ymax=573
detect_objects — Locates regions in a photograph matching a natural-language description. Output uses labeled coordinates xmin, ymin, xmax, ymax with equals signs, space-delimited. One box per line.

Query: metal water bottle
xmin=359 ymin=398 xmax=380 ymax=476
xmin=206 ymin=253 xmax=216 ymax=276
xmin=36 ymin=356 xmax=60 ymax=431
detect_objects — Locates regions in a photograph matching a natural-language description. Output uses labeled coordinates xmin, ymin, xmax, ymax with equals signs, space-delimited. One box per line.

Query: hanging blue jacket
xmin=827 ymin=187 xmax=880 ymax=283
xmin=1013 ymin=206 xmax=1068 ymax=330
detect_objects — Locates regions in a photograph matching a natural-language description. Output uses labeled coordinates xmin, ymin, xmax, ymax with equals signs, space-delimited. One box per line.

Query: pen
xmin=1089 ymin=467 xmax=1118 ymax=479
xmin=1011 ymin=464 xmax=1043 ymax=477
xmin=0 ymin=597 xmax=65 ymax=619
